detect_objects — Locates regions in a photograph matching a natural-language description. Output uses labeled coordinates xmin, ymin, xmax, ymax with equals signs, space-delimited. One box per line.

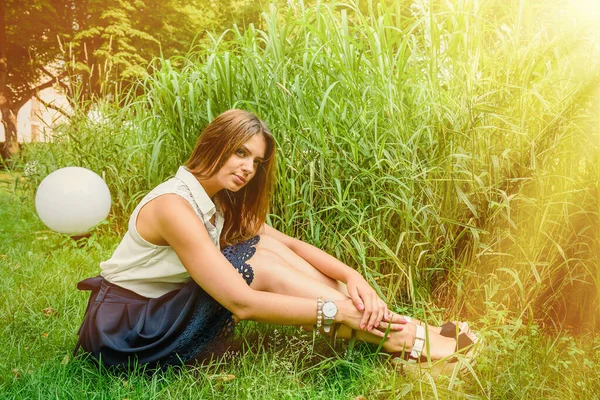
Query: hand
xmin=346 ymin=272 xmax=403 ymax=332
xmin=335 ymin=299 xmax=406 ymax=338
xmin=375 ymin=318 xmax=407 ymax=336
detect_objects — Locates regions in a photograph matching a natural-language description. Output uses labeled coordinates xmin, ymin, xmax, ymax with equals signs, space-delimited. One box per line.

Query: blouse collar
xmin=174 ymin=166 xmax=223 ymax=219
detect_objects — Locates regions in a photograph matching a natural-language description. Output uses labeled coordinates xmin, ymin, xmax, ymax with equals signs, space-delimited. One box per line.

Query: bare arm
xmin=260 ymin=223 xmax=398 ymax=331
xmin=144 ymin=195 xmax=386 ymax=333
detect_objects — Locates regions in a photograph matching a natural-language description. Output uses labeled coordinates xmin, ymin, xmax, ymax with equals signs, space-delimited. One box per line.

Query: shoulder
xmin=146 ymin=194 xmax=197 ymax=223
xmin=137 ymin=194 xmax=207 ymax=246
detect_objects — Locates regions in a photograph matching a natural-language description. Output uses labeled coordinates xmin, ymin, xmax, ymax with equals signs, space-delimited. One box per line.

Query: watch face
xmin=322 ymin=301 xmax=337 ymax=318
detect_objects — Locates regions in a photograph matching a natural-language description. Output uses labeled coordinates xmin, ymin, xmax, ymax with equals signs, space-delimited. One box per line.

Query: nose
xmin=241 ymin=158 xmax=254 ymax=175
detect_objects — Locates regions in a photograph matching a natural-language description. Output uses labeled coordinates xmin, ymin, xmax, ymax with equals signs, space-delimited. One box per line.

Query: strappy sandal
xmin=403 ymin=316 xmax=470 ymax=336
xmin=390 ymin=325 xmax=481 ymax=377
xmin=439 ymin=321 xmax=471 ymax=337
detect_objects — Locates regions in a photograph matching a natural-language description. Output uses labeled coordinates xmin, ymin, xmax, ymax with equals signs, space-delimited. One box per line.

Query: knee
xmin=247 ymin=247 xmax=292 ymax=289
xmin=249 ymin=247 xmax=286 ymax=271
xmin=256 ymin=234 xmax=289 ymax=254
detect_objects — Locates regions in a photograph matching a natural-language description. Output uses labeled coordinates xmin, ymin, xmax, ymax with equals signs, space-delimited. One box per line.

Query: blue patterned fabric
xmin=221 ymin=235 xmax=259 ymax=285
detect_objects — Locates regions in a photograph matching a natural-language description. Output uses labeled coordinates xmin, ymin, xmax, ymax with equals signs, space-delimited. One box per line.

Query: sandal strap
xmin=445 ymin=332 xmax=476 ymax=363
xmin=456 ymin=332 xmax=474 ymax=351
xmin=409 ymin=324 xmax=426 ymax=358
xmin=439 ymin=322 xmax=457 ymax=337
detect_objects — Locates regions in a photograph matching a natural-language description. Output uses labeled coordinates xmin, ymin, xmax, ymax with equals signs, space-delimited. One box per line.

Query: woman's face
xmin=205 ymin=134 xmax=267 ymax=195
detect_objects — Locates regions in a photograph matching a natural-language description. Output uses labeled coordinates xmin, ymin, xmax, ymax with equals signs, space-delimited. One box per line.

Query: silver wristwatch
xmin=322 ymin=300 xmax=338 ymax=333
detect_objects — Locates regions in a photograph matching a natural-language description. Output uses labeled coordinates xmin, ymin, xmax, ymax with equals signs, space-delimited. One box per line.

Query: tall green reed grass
xmin=21 ymin=0 xmax=600 ymax=331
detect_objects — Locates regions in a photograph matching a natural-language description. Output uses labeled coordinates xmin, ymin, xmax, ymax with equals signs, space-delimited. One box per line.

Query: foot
xmin=383 ymin=322 xmax=478 ymax=361
xmin=401 ymin=316 xmax=470 ymax=336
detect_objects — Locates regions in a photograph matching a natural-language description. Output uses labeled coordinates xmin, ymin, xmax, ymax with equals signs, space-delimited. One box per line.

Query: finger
xmin=380 ymin=302 xmax=391 ymax=322
xmin=375 ymin=300 xmax=388 ymax=327
xmin=348 ymin=286 xmax=364 ymax=312
xmin=390 ymin=313 xmax=407 ymax=324
xmin=373 ymin=300 xmax=385 ymax=328
xmin=360 ymin=295 xmax=373 ymax=330
xmin=366 ymin=326 xmax=386 ymax=338
xmin=378 ymin=321 xmax=405 ymax=331
xmin=384 ymin=308 xmax=393 ymax=322
xmin=367 ymin=295 xmax=382 ymax=330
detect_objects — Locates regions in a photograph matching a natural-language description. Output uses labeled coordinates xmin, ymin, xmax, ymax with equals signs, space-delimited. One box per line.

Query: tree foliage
xmin=0 ymin=0 xmax=272 ymax=158
xmin=61 ymin=0 xmax=270 ymax=101
xmin=0 ymin=0 xmax=73 ymax=158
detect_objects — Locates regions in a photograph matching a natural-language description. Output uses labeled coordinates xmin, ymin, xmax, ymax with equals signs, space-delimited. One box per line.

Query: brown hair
xmin=184 ymin=109 xmax=276 ymax=246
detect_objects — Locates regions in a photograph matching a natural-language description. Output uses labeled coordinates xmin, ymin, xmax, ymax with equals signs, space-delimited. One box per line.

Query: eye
xmin=253 ymin=159 xmax=262 ymax=167
xmin=235 ymin=148 xmax=245 ymax=157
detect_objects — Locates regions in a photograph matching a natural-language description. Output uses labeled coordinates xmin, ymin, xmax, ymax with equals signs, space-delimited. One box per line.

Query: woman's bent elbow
xmin=227 ymin=301 xmax=253 ymax=321
xmin=223 ymin=288 xmax=259 ymax=321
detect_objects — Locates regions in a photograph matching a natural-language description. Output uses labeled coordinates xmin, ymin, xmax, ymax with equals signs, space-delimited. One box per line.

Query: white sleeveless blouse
xmin=100 ymin=167 xmax=224 ymax=298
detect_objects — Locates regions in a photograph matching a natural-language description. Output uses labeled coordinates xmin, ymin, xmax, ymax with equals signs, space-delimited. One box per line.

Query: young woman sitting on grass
xmin=75 ymin=109 xmax=478 ymax=372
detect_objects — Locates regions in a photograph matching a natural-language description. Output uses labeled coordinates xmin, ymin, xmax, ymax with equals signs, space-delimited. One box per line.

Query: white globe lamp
xmin=35 ymin=167 xmax=112 ymax=235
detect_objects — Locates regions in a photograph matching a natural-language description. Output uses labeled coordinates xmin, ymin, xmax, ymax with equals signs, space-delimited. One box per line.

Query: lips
xmin=233 ymin=174 xmax=247 ymax=185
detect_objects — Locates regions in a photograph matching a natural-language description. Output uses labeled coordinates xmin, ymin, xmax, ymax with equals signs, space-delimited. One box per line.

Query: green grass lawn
xmin=0 ymin=179 xmax=599 ymax=399
xmin=1 ymin=0 xmax=599 ymax=397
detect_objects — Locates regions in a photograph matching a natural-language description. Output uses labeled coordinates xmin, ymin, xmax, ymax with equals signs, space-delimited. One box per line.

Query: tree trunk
xmin=1 ymin=106 xmax=19 ymax=159
xmin=0 ymin=0 xmax=19 ymax=160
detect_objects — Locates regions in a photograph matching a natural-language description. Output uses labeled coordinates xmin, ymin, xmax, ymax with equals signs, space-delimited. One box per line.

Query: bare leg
xmin=246 ymin=238 xmax=462 ymax=359
xmin=254 ymin=235 xmax=349 ymax=294
xmin=253 ymin=235 xmax=469 ymax=336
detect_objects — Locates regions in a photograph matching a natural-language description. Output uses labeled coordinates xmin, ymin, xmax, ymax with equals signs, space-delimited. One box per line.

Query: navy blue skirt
xmin=74 ymin=236 xmax=260 ymax=369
